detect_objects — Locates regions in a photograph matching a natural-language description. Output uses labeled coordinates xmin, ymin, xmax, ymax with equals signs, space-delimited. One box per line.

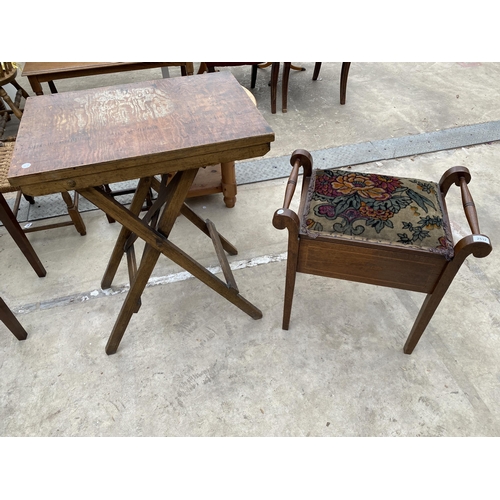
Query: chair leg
xmin=48 ymin=81 xmax=58 ymax=94
xmin=0 ymin=193 xmax=46 ymax=277
xmin=0 ymin=87 xmax=23 ymax=120
xmin=10 ymin=79 xmax=29 ymax=100
xmin=0 ymin=297 xmax=28 ymax=340
xmin=312 ymin=62 xmax=350 ymax=103
xmin=340 ymin=62 xmax=351 ymax=105
xmin=0 ymin=96 xmax=9 ymax=119
xmin=60 ymin=191 xmax=86 ymax=235
xmin=312 ymin=62 xmax=322 ymax=80
xmin=250 ymin=64 xmax=258 ymax=88
xmin=282 ymin=62 xmax=291 ymax=113
xmin=270 ymin=62 xmax=280 ymax=114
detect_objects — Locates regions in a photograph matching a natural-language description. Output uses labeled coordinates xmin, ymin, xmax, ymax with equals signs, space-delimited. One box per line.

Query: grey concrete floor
xmin=1 ymin=63 xmax=500 ymax=441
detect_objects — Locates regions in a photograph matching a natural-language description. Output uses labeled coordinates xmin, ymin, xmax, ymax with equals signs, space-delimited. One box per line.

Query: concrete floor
xmin=1 ymin=62 xmax=500 ymax=438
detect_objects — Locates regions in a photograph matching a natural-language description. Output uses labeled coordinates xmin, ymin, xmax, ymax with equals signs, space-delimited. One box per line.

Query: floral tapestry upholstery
xmin=302 ymin=168 xmax=455 ymax=259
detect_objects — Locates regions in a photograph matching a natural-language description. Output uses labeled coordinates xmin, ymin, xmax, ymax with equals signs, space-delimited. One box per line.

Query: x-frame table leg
xmin=79 ymin=169 xmax=262 ymax=355
xmin=100 ymin=176 xmax=154 ymax=289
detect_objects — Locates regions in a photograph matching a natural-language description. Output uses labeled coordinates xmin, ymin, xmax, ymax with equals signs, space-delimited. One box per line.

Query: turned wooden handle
xmin=459 ymin=175 xmax=480 ymax=234
xmin=282 ymin=158 xmax=301 ymax=210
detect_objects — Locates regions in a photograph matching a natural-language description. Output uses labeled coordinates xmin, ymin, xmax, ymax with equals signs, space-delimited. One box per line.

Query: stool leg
xmin=0 ymin=297 xmax=28 ymax=340
xmin=404 ymin=254 xmax=465 ymax=354
xmin=282 ymin=236 xmax=300 ymax=330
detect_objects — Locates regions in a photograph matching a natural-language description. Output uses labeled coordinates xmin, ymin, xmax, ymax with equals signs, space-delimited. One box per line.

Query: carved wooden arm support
xmin=439 ymin=166 xmax=492 ymax=259
xmin=272 ymin=149 xmax=313 ymax=234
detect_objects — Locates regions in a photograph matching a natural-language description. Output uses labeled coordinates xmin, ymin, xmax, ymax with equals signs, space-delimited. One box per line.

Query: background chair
xmin=1 ymin=296 xmax=28 ymax=340
xmin=1 ymin=141 xmax=86 ymax=267
xmin=0 ymin=187 xmax=46 ymax=277
xmin=273 ymin=149 xmax=492 ymax=354
xmin=1 ymin=142 xmax=46 ymax=276
xmin=200 ymin=62 xmax=281 ymax=114
xmin=0 ymin=66 xmax=87 ymax=237
xmin=274 ymin=62 xmax=351 ymax=113
xmin=1 ymin=62 xmax=29 ymax=139
xmin=311 ymin=62 xmax=351 ymax=105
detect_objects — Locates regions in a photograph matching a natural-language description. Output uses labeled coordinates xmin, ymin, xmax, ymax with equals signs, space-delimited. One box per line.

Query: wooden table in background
xmin=9 ymin=72 xmax=274 ymax=354
xmin=22 ymin=62 xmax=195 ymax=95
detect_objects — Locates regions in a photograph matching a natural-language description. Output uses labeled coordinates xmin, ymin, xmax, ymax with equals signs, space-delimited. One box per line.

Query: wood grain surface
xmin=9 ymin=72 xmax=274 ymax=195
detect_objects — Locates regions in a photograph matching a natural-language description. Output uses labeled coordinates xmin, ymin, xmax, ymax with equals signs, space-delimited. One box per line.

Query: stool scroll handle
xmin=273 ymin=149 xmax=312 ymax=233
xmin=459 ymin=175 xmax=480 ymax=235
xmin=282 ymin=158 xmax=301 ymax=210
xmin=282 ymin=149 xmax=313 ymax=209
xmin=439 ymin=166 xmax=492 ymax=259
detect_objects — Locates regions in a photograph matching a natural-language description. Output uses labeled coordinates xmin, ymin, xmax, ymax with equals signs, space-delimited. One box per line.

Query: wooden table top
xmin=9 ymin=72 xmax=274 ymax=196
xmin=22 ymin=62 xmax=182 ymax=77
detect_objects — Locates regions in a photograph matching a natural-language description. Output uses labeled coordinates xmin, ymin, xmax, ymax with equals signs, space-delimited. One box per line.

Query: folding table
xmin=8 ymin=71 xmax=275 ymax=354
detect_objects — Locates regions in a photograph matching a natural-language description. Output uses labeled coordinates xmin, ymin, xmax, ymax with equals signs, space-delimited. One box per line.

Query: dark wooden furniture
xmin=311 ymin=62 xmax=351 ymax=105
xmin=1 ymin=62 xmax=30 ymax=138
xmin=1 ymin=143 xmax=86 ymax=238
xmin=0 ymin=189 xmax=46 ymax=277
xmin=201 ymin=62 xmax=281 ymax=114
xmin=257 ymin=63 xmax=308 ymax=113
xmin=1 ymin=140 xmax=84 ymax=278
xmin=9 ymin=72 xmax=275 ymax=355
xmin=202 ymin=62 xmax=347 ymax=114
xmin=22 ymin=62 xmax=195 ymax=95
xmin=278 ymin=62 xmax=351 ymax=113
xmin=1 ymin=296 xmax=28 ymax=340
xmin=273 ymin=149 xmax=492 ymax=354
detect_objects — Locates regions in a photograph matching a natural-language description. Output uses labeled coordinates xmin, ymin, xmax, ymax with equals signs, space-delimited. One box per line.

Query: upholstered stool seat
xmin=302 ymin=168 xmax=454 ymax=259
xmin=273 ymin=149 xmax=492 ymax=354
